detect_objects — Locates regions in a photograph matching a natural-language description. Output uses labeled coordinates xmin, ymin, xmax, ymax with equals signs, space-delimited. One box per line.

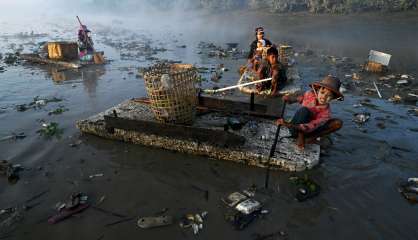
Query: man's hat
xmin=309 ymin=75 xmax=344 ymax=100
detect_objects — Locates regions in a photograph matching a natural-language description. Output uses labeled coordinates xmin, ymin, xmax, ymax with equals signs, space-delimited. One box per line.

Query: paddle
xmin=264 ymin=101 xmax=287 ymax=189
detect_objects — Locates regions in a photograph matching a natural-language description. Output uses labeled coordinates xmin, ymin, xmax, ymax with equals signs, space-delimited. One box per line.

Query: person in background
xmin=78 ymin=24 xmax=94 ymax=57
xmin=276 ymin=76 xmax=344 ymax=149
xmin=247 ymin=27 xmax=272 ymax=60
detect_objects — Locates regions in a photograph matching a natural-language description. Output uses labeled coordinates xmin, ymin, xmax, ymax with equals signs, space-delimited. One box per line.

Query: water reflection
xmin=46 ymin=65 xmax=106 ymax=96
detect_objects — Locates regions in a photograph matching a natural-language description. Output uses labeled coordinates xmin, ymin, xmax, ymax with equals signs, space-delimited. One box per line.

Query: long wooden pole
xmin=76 ymin=16 xmax=95 ymax=52
xmin=203 ymin=76 xmax=272 ymax=94
xmin=264 ymin=102 xmax=287 ymax=189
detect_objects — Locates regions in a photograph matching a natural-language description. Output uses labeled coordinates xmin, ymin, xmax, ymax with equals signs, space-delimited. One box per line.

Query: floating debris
xmin=48 ymin=192 xmax=89 ymax=224
xmin=137 ymin=215 xmax=173 ymax=229
xmin=179 ymin=211 xmax=208 ymax=234
xmin=222 ymin=190 xmax=265 ymax=230
xmin=289 ymin=175 xmax=321 ymax=202
xmin=396 ymin=79 xmax=409 ymax=85
xmin=88 ymin=173 xmax=104 ymax=179
xmin=399 ymin=178 xmax=418 ymax=204
xmin=69 ymin=140 xmax=83 ymax=147
xmin=388 ymin=95 xmax=402 ymax=103
xmin=16 ymin=96 xmax=63 ymax=112
xmin=0 ymin=160 xmax=23 ymax=183
xmin=353 ymin=112 xmax=371 ymax=124
xmin=48 ymin=107 xmax=69 ymax=115
xmin=37 ymin=122 xmax=63 ymax=138
xmin=0 ymin=132 xmax=26 ymax=142
xmin=352 ymin=73 xmax=361 ymax=80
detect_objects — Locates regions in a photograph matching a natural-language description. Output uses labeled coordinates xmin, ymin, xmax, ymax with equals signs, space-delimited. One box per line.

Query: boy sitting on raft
xmin=256 ymin=46 xmax=287 ymax=96
xmin=276 ymin=75 xmax=344 ymax=149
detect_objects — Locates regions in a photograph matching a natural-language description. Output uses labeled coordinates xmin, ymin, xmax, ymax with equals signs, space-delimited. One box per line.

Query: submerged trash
xmin=222 ymin=190 xmax=265 ymax=230
xmin=48 ymin=192 xmax=89 ymax=224
xmin=0 ymin=160 xmax=23 ymax=183
xmin=289 ymin=175 xmax=321 ymax=202
xmin=179 ymin=211 xmax=207 ymax=234
xmin=388 ymin=95 xmax=402 ymax=103
xmin=226 ymin=117 xmax=244 ymax=131
xmin=137 ymin=215 xmax=173 ymax=229
xmin=399 ymin=178 xmax=418 ymax=204
xmin=89 ymin=173 xmax=104 ymax=179
xmin=16 ymin=96 xmax=63 ymax=112
xmin=48 ymin=107 xmax=69 ymax=115
xmin=222 ymin=192 xmax=248 ymax=207
xmin=69 ymin=140 xmax=83 ymax=147
xmin=0 ymin=132 xmax=26 ymax=142
xmin=353 ymin=112 xmax=371 ymax=124
xmin=37 ymin=122 xmax=63 ymax=138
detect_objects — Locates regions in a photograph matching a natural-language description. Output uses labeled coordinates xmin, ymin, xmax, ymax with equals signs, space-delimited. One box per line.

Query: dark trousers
xmin=289 ymin=107 xmax=342 ymax=138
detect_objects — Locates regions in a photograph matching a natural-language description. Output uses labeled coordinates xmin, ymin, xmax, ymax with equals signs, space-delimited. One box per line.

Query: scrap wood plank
xmin=198 ymin=95 xmax=267 ymax=112
xmin=104 ymin=115 xmax=245 ymax=148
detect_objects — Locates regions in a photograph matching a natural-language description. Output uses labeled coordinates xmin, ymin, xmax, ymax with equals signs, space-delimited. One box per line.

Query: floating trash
xmin=399 ymin=178 xmax=418 ymax=204
xmin=37 ymin=122 xmax=63 ymax=138
xmin=48 ymin=107 xmax=69 ymax=115
xmin=137 ymin=215 xmax=173 ymax=229
xmin=179 ymin=211 xmax=207 ymax=234
xmin=396 ymin=80 xmax=409 ymax=85
xmin=353 ymin=112 xmax=371 ymax=124
xmin=289 ymin=175 xmax=321 ymax=202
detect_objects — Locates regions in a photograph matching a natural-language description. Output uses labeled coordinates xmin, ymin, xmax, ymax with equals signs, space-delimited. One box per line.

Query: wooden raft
xmin=76 ymin=97 xmax=320 ymax=172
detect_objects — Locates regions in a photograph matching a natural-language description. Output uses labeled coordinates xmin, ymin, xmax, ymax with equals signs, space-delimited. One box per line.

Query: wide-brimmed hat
xmin=309 ymin=75 xmax=344 ymax=100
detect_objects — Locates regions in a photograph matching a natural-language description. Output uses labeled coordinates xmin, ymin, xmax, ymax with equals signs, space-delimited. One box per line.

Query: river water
xmin=0 ymin=10 xmax=418 ymax=240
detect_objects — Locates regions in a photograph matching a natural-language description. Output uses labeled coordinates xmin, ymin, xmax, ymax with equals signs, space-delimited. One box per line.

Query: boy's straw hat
xmin=309 ymin=75 xmax=344 ymax=100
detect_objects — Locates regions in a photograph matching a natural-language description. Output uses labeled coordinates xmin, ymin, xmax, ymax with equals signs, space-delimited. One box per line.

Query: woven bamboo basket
xmin=279 ymin=45 xmax=292 ymax=66
xmin=143 ymin=63 xmax=198 ymax=125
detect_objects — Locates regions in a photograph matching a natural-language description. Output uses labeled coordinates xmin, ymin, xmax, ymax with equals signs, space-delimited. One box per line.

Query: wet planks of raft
xmin=77 ymin=98 xmax=320 ymax=172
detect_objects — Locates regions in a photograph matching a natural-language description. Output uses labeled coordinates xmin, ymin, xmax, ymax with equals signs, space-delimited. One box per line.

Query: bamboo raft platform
xmin=76 ymin=96 xmax=320 ymax=172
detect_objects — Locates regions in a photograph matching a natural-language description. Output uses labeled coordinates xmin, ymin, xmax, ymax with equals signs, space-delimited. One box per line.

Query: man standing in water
xmin=247 ymin=27 xmax=272 ymax=59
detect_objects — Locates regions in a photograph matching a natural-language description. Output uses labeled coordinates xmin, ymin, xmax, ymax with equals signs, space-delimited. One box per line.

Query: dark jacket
xmin=247 ymin=38 xmax=272 ymax=59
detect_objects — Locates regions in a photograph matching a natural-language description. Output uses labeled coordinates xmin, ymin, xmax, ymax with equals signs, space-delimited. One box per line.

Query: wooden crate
xmin=365 ymin=61 xmax=387 ymax=73
xmin=48 ymin=42 xmax=78 ymax=60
